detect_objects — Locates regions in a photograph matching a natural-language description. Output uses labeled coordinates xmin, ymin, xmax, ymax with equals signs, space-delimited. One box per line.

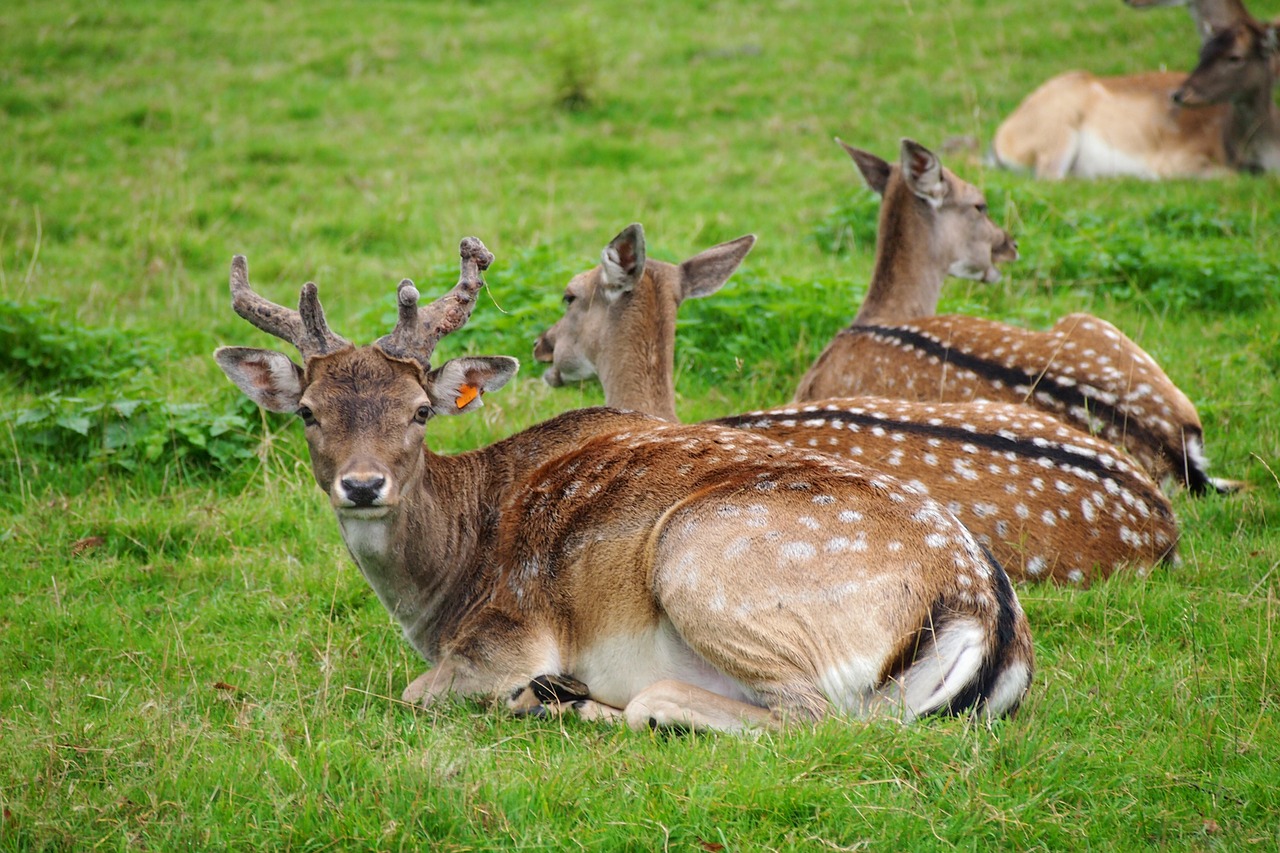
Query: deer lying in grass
xmin=993 ymin=9 xmax=1278 ymax=177
xmin=533 ymin=224 xmax=1179 ymax=584
xmin=796 ymin=139 xmax=1237 ymax=495
xmin=214 ymin=239 xmax=1033 ymax=732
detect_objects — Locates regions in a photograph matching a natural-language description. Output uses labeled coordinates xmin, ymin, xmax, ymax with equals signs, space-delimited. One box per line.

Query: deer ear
xmin=838 ymin=138 xmax=891 ymax=197
xmin=600 ymin=223 xmax=646 ymax=299
xmin=427 ymin=356 xmax=519 ymax=416
xmin=679 ymin=234 xmax=756 ymax=301
xmin=899 ymin=139 xmax=947 ymax=208
xmin=214 ymin=346 xmax=304 ymax=414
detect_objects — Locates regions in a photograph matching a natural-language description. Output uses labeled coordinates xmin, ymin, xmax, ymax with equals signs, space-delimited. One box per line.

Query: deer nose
xmin=339 ymin=474 xmax=387 ymax=507
xmin=533 ymin=333 xmax=554 ymax=363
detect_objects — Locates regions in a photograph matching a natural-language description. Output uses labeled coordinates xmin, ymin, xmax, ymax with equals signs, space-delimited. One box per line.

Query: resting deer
xmin=214 ymin=239 xmax=1033 ymax=732
xmin=993 ymin=8 xmax=1278 ymax=178
xmin=1172 ymin=19 xmax=1280 ymax=172
xmin=534 ymin=224 xmax=1179 ymax=584
xmin=796 ymin=139 xmax=1238 ymax=495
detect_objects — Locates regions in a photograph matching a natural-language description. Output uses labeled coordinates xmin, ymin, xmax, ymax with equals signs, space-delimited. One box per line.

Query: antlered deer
xmin=796 ymin=139 xmax=1238 ymax=495
xmin=534 ymin=224 xmax=1178 ymax=584
xmin=214 ymin=239 xmax=1033 ymax=732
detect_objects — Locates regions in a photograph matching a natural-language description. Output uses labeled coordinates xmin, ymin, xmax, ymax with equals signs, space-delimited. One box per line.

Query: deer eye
xmin=975 ymin=202 xmax=988 ymax=215
xmin=297 ymin=405 xmax=317 ymax=426
xmin=414 ymin=405 xmax=432 ymax=425
xmin=563 ymin=293 xmax=576 ymax=305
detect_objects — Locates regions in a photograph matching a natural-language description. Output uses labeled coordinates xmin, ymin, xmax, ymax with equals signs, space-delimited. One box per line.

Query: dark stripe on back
xmin=843 ymin=324 xmax=1204 ymax=487
xmin=714 ymin=406 xmax=1162 ymax=504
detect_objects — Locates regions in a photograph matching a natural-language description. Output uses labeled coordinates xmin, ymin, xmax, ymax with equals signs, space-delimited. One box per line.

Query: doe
xmin=534 ymin=223 xmax=1179 ymax=584
xmin=795 ymin=139 xmax=1238 ymax=495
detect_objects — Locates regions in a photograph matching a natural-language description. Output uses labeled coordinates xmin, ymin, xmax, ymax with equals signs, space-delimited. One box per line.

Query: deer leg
xmin=401 ymin=659 xmax=466 ymax=706
xmin=623 ymin=679 xmax=783 ymax=733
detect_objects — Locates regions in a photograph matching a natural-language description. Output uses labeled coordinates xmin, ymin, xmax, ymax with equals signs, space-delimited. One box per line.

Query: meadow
xmin=2 ymin=0 xmax=1278 ymax=849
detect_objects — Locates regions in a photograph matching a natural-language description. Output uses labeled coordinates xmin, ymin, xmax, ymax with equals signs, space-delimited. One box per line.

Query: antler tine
xmin=376 ymin=237 xmax=494 ymax=369
xmin=228 ymin=255 xmax=349 ymax=359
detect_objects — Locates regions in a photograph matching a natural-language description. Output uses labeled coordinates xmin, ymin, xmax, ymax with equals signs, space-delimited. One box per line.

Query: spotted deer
xmin=796 ymin=139 xmax=1238 ymax=495
xmin=213 ymin=239 xmax=1033 ymax=732
xmin=533 ymin=224 xmax=1178 ymax=584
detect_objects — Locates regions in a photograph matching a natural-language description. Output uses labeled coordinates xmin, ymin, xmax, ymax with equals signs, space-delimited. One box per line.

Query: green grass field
xmin=2 ymin=0 xmax=1279 ymax=849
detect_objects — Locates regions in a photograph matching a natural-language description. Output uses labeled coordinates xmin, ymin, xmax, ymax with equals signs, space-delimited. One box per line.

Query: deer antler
xmin=228 ymin=255 xmax=350 ymax=359
xmin=376 ymin=237 xmax=494 ymax=370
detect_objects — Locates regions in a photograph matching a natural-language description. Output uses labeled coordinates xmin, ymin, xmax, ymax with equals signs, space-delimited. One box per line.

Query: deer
xmin=213 ymin=238 xmax=1034 ymax=732
xmin=1172 ymin=19 xmax=1280 ymax=173
xmin=992 ymin=7 xmax=1279 ymax=178
xmin=533 ymin=224 xmax=1179 ymax=585
xmin=795 ymin=139 xmax=1239 ymax=496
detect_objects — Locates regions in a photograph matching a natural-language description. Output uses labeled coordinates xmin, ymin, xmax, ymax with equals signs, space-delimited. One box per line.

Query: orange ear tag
xmin=455 ymin=384 xmax=480 ymax=409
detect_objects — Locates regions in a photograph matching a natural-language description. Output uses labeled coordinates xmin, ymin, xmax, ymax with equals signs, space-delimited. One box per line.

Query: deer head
xmin=214 ymin=239 xmax=518 ymax=517
xmin=532 ymin=223 xmax=755 ymax=420
xmin=1173 ymin=19 xmax=1279 ymax=108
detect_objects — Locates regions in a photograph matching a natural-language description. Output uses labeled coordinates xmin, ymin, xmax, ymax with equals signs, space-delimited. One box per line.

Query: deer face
xmin=295 ymin=349 xmax=431 ymax=516
xmin=934 ymin=169 xmax=1019 ymax=284
xmin=533 ymin=266 xmax=609 ymax=387
xmin=218 ymin=344 xmax=515 ymax=518
xmin=1174 ymin=21 xmax=1277 ymax=106
xmin=214 ymin=241 xmax=517 ymax=520
xmin=533 ymin=224 xmax=755 ymax=391
xmin=844 ymin=139 xmax=1018 ymax=286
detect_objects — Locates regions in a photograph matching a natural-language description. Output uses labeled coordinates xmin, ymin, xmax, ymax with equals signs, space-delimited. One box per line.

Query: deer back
xmin=795 ymin=312 xmax=1220 ymax=493
xmin=992 ymin=70 xmax=1230 ymax=179
xmin=715 ymin=397 xmax=1179 ymax=584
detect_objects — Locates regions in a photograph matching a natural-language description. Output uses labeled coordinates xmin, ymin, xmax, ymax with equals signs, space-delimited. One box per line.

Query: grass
xmin=2 ymin=0 xmax=1279 ymax=848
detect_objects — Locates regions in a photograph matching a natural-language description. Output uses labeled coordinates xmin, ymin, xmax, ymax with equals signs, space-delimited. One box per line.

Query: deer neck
xmin=1223 ymin=83 xmax=1280 ymax=172
xmin=852 ymin=194 xmax=946 ymax=326
xmin=595 ymin=288 xmax=680 ymax=422
xmin=332 ymin=409 xmax=661 ymax=661
xmin=335 ymin=448 xmax=489 ymax=660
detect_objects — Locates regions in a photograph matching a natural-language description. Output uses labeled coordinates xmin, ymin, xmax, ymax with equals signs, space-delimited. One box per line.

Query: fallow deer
xmin=533 ymin=224 xmax=1179 ymax=584
xmin=1172 ymin=19 xmax=1280 ymax=173
xmin=796 ymin=139 xmax=1238 ymax=495
xmin=990 ymin=69 xmax=1231 ymax=179
xmin=214 ymin=239 xmax=1034 ymax=732
xmin=993 ymin=7 xmax=1279 ymax=178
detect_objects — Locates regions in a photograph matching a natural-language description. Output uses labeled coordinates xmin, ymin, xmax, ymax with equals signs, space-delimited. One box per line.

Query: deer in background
xmin=214 ymin=239 xmax=1033 ymax=732
xmin=1172 ymin=19 xmax=1280 ymax=172
xmin=993 ymin=5 xmax=1278 ymax=177
xmin=534 ymin=224 xmax=1179 ymax=584
xmin=796 ymin=139 xmax=1238 ymax=495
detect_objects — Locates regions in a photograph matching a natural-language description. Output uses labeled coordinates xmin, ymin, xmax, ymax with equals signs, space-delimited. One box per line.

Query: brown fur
xmin=533 ymin=224 xmax=1179 ymax=584
xmin=216 ymin=248 xmax=1035 ymax=732
xmin=795 ymin=141 xmax=1236 ymax=495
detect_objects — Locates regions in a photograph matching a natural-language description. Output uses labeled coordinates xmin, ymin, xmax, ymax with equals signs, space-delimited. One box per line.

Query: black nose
xmin=341 ymin=475 xmax=386 ymax=506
